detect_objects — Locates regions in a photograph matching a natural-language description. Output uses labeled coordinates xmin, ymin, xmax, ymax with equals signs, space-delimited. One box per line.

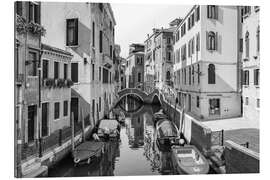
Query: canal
xmin=48 ymin=95 xmax=213 ymax=176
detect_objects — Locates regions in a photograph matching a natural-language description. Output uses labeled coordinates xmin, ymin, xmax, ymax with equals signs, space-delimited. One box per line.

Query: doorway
xmin=41 ymin=103 xmax=49 ymax=137
xmin=27 ymin=105 xmax=36 ymax=143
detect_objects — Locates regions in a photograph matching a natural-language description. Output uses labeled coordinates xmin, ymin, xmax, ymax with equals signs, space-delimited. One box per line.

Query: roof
xmin=41 ymin=43 xmax=73 ymax=57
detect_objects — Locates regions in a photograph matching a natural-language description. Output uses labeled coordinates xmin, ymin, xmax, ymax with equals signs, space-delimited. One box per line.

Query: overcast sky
xmin=111 ymin=3 xmax=192 ymax=58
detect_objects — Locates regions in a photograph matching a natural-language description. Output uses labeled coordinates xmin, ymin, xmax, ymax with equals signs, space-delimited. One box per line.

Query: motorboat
xmin=171 ymin=145 xmax=209 ymax=174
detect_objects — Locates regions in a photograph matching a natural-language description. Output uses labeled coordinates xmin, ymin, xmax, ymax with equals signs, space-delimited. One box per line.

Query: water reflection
xmin=48 ymin=96 xmax=177 ymax=177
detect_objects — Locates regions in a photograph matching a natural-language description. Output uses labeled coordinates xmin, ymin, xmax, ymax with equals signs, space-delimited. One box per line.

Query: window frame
xmin=63 ymin=100 xmax=68 ymax=117
xmin=54 ymin=102 xmax=60 ymax=120
xmin=66 ymin=18 xmax=78 ymax=46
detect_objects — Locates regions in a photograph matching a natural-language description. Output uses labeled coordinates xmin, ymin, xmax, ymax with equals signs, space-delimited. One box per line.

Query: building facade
xmin=40 ymin=44 xmax=73 ymax=135
xmin=241 ymin=6 xmax=260 ymax=123
xmin=125 ymin=43 xmax=145 ymax=90
xmin=41 ymin=2 xmax=117 ymax=124
xmin=154 ymin=27 xmax=175 ymax=90
xmin=173 ymin=5 xmax=241 ymax=120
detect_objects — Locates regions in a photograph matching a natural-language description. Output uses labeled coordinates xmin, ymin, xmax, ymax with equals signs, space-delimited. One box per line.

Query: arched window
xmin=257 ymin=26 xmax=260 ymax=53
xmin=208 ymin=64 xmax=215 ymax=84
xmin=245 ymin=31 xmax=249 ymax=58
xmin=166 ymin=71 xmax=171 ymax=80
xmin=208 ymin=31 xmax=216 ymax=50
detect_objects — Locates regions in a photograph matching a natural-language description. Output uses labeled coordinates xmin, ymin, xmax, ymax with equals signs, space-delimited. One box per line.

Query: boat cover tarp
xmin=157 ymin=120 xmax=178 ymax=137
xmin=74 ymin=141 xmax=104 ymax=161
xmin=99 ymin=119 xmax=119 ymax=130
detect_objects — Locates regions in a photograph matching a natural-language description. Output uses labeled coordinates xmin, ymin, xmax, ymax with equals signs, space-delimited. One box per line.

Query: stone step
xmin=23 ymin=165 xmax=48 ymax=178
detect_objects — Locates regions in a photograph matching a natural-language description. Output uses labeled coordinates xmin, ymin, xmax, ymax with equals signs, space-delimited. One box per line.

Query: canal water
xmin=48 ymin=96 xmax=213 ymax=177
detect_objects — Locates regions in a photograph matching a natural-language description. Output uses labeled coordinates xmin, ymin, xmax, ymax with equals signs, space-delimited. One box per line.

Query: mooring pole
xmin=71 ymin=112 xmax=75 ymax=154
xmin=81 ymin=108 xmax=85 ymax=142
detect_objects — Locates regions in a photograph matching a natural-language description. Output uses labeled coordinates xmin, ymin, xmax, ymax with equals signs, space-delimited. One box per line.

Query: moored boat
xmin=73 ymin=141 xmax=104 ymax=165
xmin=153 ymin=110 xmax=168 ymax=122
xmin=155 ymin=119 xmax=180 ymax=150
xmin=171 ymin=145 xmax=209 ymax=174
xmin=97 ymin=119 xmax=120 ymax=140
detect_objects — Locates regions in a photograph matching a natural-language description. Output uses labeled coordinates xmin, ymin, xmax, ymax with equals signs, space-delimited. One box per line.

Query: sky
xmin=111 ymin=3 xmax=192 ymax=58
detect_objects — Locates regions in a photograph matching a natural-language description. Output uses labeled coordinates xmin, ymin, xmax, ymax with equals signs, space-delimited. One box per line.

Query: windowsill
xmin=255 ymin=85 xmax=260 ymax=88
xmin=66 ymin=45 xmax=79 ymax=48
xmin=54 ymin=118 xmax=60 ymax=121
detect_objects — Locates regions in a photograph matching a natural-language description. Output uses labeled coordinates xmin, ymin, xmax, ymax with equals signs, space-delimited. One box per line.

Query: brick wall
xmin=224 ymin=140 xmax=259 ymax=173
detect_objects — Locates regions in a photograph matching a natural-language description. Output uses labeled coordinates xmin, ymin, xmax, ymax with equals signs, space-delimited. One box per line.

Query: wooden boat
xmin=97 ymin=119 xmax=120 ymax=140
xmin=154 ymin=110 xmax=168 ymax=121
xmin=171 ymin=145 xmax=209 ymax=174
xmin=73 ymin=141 xmax=104 ymax=165
xmin=155 ymin=119 xmax=180 ymax=150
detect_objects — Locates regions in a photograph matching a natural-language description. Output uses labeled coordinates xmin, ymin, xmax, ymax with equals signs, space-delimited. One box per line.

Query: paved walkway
xmin=202 ymin=116 xmax=259 ymax=131
xmin=202 ymin=117 xmax=259 ymax=153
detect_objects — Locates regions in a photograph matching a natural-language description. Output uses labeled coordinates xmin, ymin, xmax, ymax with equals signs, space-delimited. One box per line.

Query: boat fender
xmin=74 ymin=158 xmax=80 ymax=164
xmin=87 ymin=158 xmax=91 ymax=164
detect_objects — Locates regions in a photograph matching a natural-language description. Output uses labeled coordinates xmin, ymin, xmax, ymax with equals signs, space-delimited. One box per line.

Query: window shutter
xmin=28 ymin=2 xmax=32 ymax=22
xmin=215 ymin=6 xmax=218 ymax=20
xmin=66 ymin=19 xmax=69 ymax=46
xmin=215 ymin=32 xmax=218 ymax=51
xmin=75 ymin=19 xmax=78 ymax=45
xmin=206 ymin=31 xmax=209 ymax=50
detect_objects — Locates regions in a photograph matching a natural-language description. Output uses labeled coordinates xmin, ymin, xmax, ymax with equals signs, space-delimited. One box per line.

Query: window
xmin=110 ymin=45 xmax=113 ymax=58
xmin=54 ymin=62 xmax=59 ymax=79
xmin=245 ymin=97 xmax=249 ymax=105
xmin=191 ymin=13 xmax=195 ymax=27
xmin=196 ymin=96 xmax=200 ymax=108
xmin=42 ymin=60 xmax=49 ymax=79
xmin=16 ymin=1 xmax=22 ymax=16
xmin=184 ymin=68 xmax=186 ymax=84
xmin=98 ymin=3 xmax=103 ymax=12
xmin=92 ymin=99 xmax=95 ymax=119
xmin=71 ymin=63 xmax=78 ymax=83
xmin=138 ymin=72 xmax=141 ymax=82
xmin=54 ymin=102 xmax=60 ymax=119
xmin=167 ymin=52 xmax=171 ymax=61
xmin=64 ymin=64 xmax=68 ymax=79
xmin=27 ymin=52 xmax=37 ymax=76
xmin=196 ymin=6 xmax=200 ymax=21
xmin=257 ymin=26 xmax=260 ymax=53
xmin=92 ymin=22 xmax=95 ymax=47
xmin=99 ymin=97 xmax=101 ymax=112
xmin=254 ymin=69 xmax=259 ymax=86
xmin=191 ymin=38 xmax=194 ymax=55
xmin=181 ymin=23 xmax=186 ymax=37
xmin=197 ymin=64 xmax=200 ymax=84
xmin=243 ymin=70 xmax=249 ymax=85
xmin=66 ymin=18 xmax=78 ymax=46
xmin=63 ymin=101 xmax=68 ymax=116
xmin=189 ymin=67 xmax=191 ymax=85
xmin=209 ymin=98 xmax=220 ymax=115
xmin=92 ymin=64 xmax=95 ymax=81
xmin=245 ymin=31 xmax=249 ymax=58
xmin=29 ymin=2 xmax=40 ymax=24
xmin=99 ymin=30 xmax=103 ymax=53
xmin=239 ymin=38 xmax=243 ymax=52
xmin=192 ymin=66 xmax=194 ymax=84
xmin=99 ymin=66 xmax=101 ymax=81
xmin=166 ymin=71 xmax=170 ymax=80
xmin=257 ymin=99 xmax=260 ymax=108
xmin=196 ymin=33 xmax=200 ymax=51
xmin=208 ymin=64 xmax=215 ymax=84
xmin=243 ymin=6 xmax=251 ymax=16
xmin=110 ymin=72 xmax=112 ymax=84
xmin=110 ymin=21 xmax=112 ymax=31
xmin=207 ymin=5 xmax=218 ymax=19
xmin=103 ymin=68 xmax=109 ymax=83
xmin=167 ymin=37 xmax=171 ymax=44
xmin=181 ymin=44 xmax=186 ymax=60
xmin=207 ymin=31 xmax=217 ymax=51
xmin=254 ymin=6 xmax=260 ymax=12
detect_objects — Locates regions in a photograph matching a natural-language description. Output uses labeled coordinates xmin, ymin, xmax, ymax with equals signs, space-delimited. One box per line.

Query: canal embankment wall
xmin=160 ymin=97 xmax=212 ymax=153
xmin=224 ymin=140 xmax=259 ymax=173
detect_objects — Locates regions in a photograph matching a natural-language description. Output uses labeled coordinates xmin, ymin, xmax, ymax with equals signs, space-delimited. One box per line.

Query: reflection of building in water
xmin=126 ymin=114 xmax=145 ymax=148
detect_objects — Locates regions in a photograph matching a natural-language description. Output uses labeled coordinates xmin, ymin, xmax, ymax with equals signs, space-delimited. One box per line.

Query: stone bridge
xmin=117 ymin=88 xmax=161 ymax=104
